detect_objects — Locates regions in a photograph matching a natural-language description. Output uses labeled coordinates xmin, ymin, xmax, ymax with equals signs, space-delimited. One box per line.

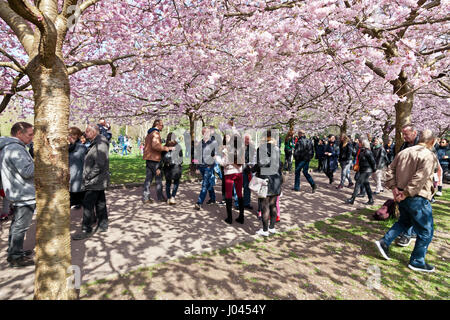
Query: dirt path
xmin=0 ymin=170 xmax=406 ymax=299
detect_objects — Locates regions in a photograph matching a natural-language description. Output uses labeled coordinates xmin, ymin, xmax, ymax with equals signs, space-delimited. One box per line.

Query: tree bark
xmin=392 ymin=77 xmax=413 ymax=155
xmin=28 ymin=55 xmax=76 ymax=300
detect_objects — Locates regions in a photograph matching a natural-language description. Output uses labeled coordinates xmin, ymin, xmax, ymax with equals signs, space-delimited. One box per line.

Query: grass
xmin=108 ymin=150 xmax=320 ymax=185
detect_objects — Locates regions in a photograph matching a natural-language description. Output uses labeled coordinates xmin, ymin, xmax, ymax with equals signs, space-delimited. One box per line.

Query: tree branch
xmin=7 ymin=0 xmax=57 ymax=66
xmin=0 ymin=1 xmax=35 ymax=56
xmin=0 ymin=47 xmax=25 ymax=72
xmin=67 ymin=54 xmax=135 ymax=75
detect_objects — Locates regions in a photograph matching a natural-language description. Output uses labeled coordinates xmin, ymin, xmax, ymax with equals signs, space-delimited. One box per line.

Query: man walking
xmin=292 ymin=130 xmax=317 ymax=193
xmin=375 ymin=129 xmax=439 ymax=272
xmin=395 ymin=124 xmax=420 ymax=247
xmin=0 ymin=122 xmax=35 ymax=267
xmin=72 ymin=124 xmax=111 ymax=240
xmin=142 ymin=120 xmax=173 ymax=204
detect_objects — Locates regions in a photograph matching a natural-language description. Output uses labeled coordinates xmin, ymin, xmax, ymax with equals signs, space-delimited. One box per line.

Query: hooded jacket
xmin=0 ymin=136 xmax=35 ymax=205
xmin=82 ymin=134 xmax=110 ymax=190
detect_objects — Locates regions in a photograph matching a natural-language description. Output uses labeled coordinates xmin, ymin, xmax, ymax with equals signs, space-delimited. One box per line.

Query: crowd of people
xmin=0 ymin=118 xmax=448 ymax=273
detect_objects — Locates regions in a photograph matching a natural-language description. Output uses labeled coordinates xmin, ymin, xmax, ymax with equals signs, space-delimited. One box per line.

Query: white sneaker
xmin=171 ymin=197 xmax=176 ymax=205
xmin=268 ymin=228 xmax=277 ymax=234
xmin=436 ymin=191 xmax=442 ymax=197
xmin=256 ymin=229 xmax=269 ymax=237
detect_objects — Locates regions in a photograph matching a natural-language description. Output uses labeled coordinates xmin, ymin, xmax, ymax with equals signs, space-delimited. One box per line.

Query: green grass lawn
xmin=109 ymin=151 xmax=319 ymax=185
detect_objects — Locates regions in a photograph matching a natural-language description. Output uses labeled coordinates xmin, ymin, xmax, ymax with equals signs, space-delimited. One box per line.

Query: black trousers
xmin=70 ymin=191 xmax=85 ymax=207
xmin=351 ymin=172 xmax=373 ymax=200
xmin=82 ymin=190 xmax=108 ymax=232
xmin=261 ymin=195 xmax=278 ymax=232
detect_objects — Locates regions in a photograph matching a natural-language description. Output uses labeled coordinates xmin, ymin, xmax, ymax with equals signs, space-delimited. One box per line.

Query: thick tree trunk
xmin=28 ymin=56 xmax=76 ymax=300
xmin=288 ymin=118 xmax=295 ymax=132
xmin=393 ymin=79 xmax=413 ymax=155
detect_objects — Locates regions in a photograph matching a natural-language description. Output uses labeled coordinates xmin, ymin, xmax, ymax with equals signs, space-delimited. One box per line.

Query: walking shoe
xmin=375 ymin=239 xmax=390 ymax=260
xmin=408 ymin=263 xmax=435 ymax=273
xmin=0 ymin=213 xmax=8 ymax=221
xmin=142 ymin=198 xmax=154 ymax=205
xmin=235 ymin=215 xmax=244 ymax=224
xmin=169 ymin=197 xmax=176 ymax=205
xmin=194 ymin=203 xmax=202 ymax=211
xmin=336 ymin=184 xmax=344 ymax=189
xmin=312 ymin=184 xmax=317 ymax=193
xmin=291 ymin=188 xmax=300 ymax=192
xmin=347 ymin=182 xmax=354 ymax=188
xmin=9 ymin=256 xmax=34 ymax=268
xmin=366 ymin=199 xmax=375 ymax=205
xmin=396 ymin=235 xmax=412 ymax=247
xmin=217 ymin=200 xmax=226 ymax=206
xmin=435 ymin=191 xmax=442 ymax=197
xmin=206 ymin=199 xmax=216 ymax=205
xmin=268 ymin=228 xmax=277 ymax=234
xmin=345 ymin=198 xmax=355 ymax=205
xmin=72 ymin=230 xmax=93 ymax=241
xmin=256 ymin=229 xmax=269 ymax=237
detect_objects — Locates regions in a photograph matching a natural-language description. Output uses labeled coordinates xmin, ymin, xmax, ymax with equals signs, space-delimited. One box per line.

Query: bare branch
xmin=0 ymin=1 xmax=35 ymax=56
xmin=67 ymin=54 xmax=136 ymax=75
xmin=0 ymin=48 xmax=25 ymax=72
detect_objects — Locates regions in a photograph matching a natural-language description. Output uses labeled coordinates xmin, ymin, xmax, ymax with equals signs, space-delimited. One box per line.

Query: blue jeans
xmin=166 ymin=179 xmax=180 ymax=199
xmin=340 ymin=161 xmax=353 ymax=186
xmin=381 ymin=197 xmax=434 ymax=266
xmin=294 ymin=160 xmax=315 ymax=190
xmin=8 ymin=204 xmax=35 ymax=259
xmin=197 ymin=167 xmax=216 ymax=204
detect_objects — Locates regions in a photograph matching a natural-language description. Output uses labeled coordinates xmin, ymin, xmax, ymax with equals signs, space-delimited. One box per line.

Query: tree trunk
xmin=188 ymin=113 xmax=196 ymax=176
xmin=288 ymin=118 xmax=295 ymax=132
xmin=340 ymin=119 xmax=348 ymax=136
xmin=393 ymin=78 xmax=413 ymax=155
xmin=28 ymin=56 xmax=76 ymax=300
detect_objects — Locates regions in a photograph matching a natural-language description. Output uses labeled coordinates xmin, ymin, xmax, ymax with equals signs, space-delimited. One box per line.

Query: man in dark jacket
xmin=292 ymin=130 xmax=317 ymax=193
xmin=97 ymin=119 xmax=112 ymax=143
xmin=324 ymin=135 xmax=339 ymax=184
xmin=72 ymin=124 xmax=111 ymax=240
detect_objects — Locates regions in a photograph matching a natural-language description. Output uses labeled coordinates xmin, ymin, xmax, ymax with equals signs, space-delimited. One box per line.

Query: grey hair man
xmin=0 ymin=122 xmax=35 ymax=267
xmin=375 ymin=129 xmax=439 ymax=273
xmin=72 ymin=123 xmax=110 ymax=240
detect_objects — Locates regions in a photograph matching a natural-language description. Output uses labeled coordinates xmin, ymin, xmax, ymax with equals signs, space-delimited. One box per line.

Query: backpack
xmin=373 ymin=199 xmax=396 ymax=221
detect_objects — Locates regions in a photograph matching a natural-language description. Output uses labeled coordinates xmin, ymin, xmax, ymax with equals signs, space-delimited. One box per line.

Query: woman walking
xmin=283 ymin=130 xmax=295 ymax=173
xmin=346 ymin=138 xmax=377 ymax=205
xmin=68 ymin=127 xmax=87 ymax=209
xmin=253 ymin=130 xmax=283 ymax=237
xmin=372 ymin=137 xmax=388 ymax=194
xmin=161 ymin=133 xmax=183 ymax=205
xmin=337 ymin=134 xmax=354 ymax=189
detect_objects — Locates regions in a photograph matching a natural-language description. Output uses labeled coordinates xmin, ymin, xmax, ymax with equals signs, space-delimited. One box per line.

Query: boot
xmin=224 ymin=198 xmax=233 ymax=224
xmin=366 ymin=198 xmax=374 ymax=205
xmin=346 ymin=197 xmax=355 ymax=205
xmin=236 ymin=198 xmax=244 ymax=224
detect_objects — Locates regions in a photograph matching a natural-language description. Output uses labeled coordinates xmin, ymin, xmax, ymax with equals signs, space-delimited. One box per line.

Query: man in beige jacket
xmin=375 ymin=129 xmax=438 ymax=272
xmin=142 ymin=120 xmax=174 ymax=204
